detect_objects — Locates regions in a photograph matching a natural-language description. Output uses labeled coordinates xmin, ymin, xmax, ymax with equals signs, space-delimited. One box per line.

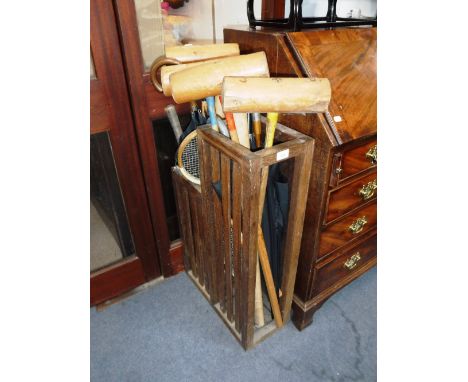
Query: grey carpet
xmin=91 ymin=267 xmax=376 ymax=382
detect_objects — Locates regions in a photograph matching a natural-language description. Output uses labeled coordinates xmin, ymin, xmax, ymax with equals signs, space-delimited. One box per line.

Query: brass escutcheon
xmin=349 ymin=216 xmax=368 ymax=234
xmin=366 ymin=145 xmax=377 ymax=164
xmin=359 ymin=179 xmax=377 ymax=200
xmin=344 ymin=252 xmax=361 ymax=270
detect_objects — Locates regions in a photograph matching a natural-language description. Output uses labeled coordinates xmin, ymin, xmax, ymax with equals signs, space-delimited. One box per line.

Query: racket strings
xmin=180 ymin=136 xmax=200 ymax=179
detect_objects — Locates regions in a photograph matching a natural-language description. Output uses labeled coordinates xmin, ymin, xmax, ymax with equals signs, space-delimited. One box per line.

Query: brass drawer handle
xmin=344 ymin=252 xmax=361 ymax=270
xmin=359 ymin=180 xmax=377 ymax=200
xmin=349 ymin=216 xmax=368 ymax=234
xmin=366 ymin=145 xmax=377 ymax=165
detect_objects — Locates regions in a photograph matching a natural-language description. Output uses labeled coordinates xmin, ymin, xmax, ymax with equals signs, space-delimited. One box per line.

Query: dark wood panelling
xmin=319 ymin=201 xmax=376 ymax=258
xmin=91 ymin=257 xmax=146 ymax=305
xmin=113 ymin=0 xmax=186 ymax=277
xmin=262 ymin=0 xmax=286 ymax=19
xmin=143 ymin=75 xmax=191 ymax=119
xmin=90 ymin=80 xmax=112 ymax=134
xmin=312 ymin=232 xmax=377 ymax=296
xmin=325 ymin=171 xmax=377 ymax=223
xmin=286 ymin=28 xmax=377 ymax=144
xmin=340 ymin=139 xmax=377 ymax=180
xmin=90 ymin=0 xmax=162 ymax=305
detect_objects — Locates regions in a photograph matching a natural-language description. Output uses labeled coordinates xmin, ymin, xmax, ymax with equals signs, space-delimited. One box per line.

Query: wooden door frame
xmin=90 ymin=0 xmax=161 ymax=305
xmin=112 ymin=0 xmax=189 ymax=277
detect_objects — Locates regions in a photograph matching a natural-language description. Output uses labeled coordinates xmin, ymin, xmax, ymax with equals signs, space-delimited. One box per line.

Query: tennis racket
xmin=177 ymin=130 xmax=200 ymax=185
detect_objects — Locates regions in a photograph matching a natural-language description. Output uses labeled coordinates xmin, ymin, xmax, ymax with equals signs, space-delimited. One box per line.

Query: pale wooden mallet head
xmin=221 ymin=77 xmax=331 ymax=113
xmin=169 ymin=52 xmax=270 ymax=104
xmin=151 ymin=43 xmax=240 ymax=93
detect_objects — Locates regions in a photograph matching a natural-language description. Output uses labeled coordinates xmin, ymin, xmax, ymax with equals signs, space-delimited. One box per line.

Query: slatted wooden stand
xmin=172 ymin=119 xmax=314 ymax=350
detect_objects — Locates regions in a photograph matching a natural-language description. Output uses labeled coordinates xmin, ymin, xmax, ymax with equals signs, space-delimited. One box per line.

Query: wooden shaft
xmin=216 ymin=117 xmax=230 ymax=138
xmin=165 ymin=43 xmax=240 ymax=63
xmin=258 ymin=226 xmax=283 ymax=328
xmin=264 ymin=112 xmax=278 ymax=148
xmin=256 ymin=114 xmax=279 ymax=219
xmin=225 ymin=113 xmax=239 ymax=143
xmin=164 ymin=104 xmax=183 ymax=141
xmin=170 ymin=52 xmax=270 ymax=104
xmin=252 ymin=112 xmax=262 ymax=148
xmin=222 ymin=77 xmax=331 ymax=113
xmin=233 ymin=113 xmax=250 ymax=149
xmin=215 ymin=95 xmax=225 ymax=118
xmin=206 ymin=96 xmax=219 ymax=132
xmin=254 ymin=255 xmax=265 ymax=327
xmin=257 ymin=113 xmax=282 ymax=328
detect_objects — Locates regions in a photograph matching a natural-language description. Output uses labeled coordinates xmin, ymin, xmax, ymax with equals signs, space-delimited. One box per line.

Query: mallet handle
xmin=206 ymin=97 xmax=219 ymax=132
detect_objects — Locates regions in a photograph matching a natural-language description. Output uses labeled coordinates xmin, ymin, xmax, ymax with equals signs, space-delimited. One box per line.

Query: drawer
xmin=325 ymin=171 xmax=377 ymax=223
xmin=312 ymin=233 xmax=377 ymax=296
xmin=339 ymin=139 xmax=377 ymax=182
xmin=318 ymin=202 xmax=377 ymax=259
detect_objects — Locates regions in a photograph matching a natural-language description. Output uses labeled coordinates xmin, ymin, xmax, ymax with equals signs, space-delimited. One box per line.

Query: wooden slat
xmin=171 ymin=170 xmax=195 ymax=275
xmin=232 ymin=161 xmax=242 ymax=332
xmin=196 ymin=199 xmax=209 ymax=290
xmin=240 ymin=162 xmax=261 ymax=349
xmin=181 ymin=183 xmax=196 ymax=275
xmin=211 ymin=146 xmax=225 ymax=313
xmin=168 ymin=240 xmax=185 ymax=275
xmin=191 ymin=194 xmax=202 ymax=282
xmin=198 ymin=138 xmax=217 ymax=304
xmin=195 ymin=124 xmax=314 ymax=349
xmin=198 ymin=127 xmax=255 ymax=166
xmin=187 ymin=192 xmax=200 ymax=280
xmin=221 ymin=153 xmax=233 ymax=322
xmin=279 ymin=140 xmax=314 ymax=322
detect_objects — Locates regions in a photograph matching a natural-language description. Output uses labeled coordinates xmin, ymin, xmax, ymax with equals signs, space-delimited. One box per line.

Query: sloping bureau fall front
xmin=224 ymin=26 xmax=377 ymax=330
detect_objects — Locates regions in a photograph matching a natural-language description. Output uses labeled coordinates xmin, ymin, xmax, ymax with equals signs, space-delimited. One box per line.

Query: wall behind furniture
xmin=168 ymin=0 xmax=376 ymax=44
xmin=285 ymin=0 xmax=377 ymax=18
xmin=169 ymin=0 xmax=261 ymax=42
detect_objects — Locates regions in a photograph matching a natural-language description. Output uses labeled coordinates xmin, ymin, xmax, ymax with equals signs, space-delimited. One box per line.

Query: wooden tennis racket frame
xmin=173 ymin=119 xmax=314 ymax=350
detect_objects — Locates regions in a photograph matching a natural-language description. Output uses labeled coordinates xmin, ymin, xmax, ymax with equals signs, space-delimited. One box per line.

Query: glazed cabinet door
xmin=111 ymin=0 xmax=194 ymax=276
xmin=90 ymin=0 xmax=161 ymax=305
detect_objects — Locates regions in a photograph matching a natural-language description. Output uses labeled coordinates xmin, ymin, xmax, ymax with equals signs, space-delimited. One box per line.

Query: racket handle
xmin=165 ymin=104 xmax=183 ymax=141
xmin=206 ymin=96 xmax=219 ymax=132
xmin=225 ymin=112 xmax=239 ymax=143
xmin=252 ymin=112 xmax=262 ymax=148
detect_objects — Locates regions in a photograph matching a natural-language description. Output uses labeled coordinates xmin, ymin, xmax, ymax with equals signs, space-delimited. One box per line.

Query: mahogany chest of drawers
xmin=224 ymin=26 xmax=377 ymax=330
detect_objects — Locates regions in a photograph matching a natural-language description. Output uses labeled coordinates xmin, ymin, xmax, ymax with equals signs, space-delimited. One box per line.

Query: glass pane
xmin=165 ymin=1 xmax=215 ymax=44
xmin=134 ymin=0 xmax=165 ymax=71
xmin=335 ymin=0 xmax=377 ymax=18
xmin=296 ymin=0 xmax=377 ymax=19
xmin=295 ymin=0 xmax=329 ymax=18
xmin=90 ymin=51 xmax=96 ymax=79
xmin=90 ymin=132 xmax=135 ymax=271
xmin=152 ymin=113 xmax=192 ymax=242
